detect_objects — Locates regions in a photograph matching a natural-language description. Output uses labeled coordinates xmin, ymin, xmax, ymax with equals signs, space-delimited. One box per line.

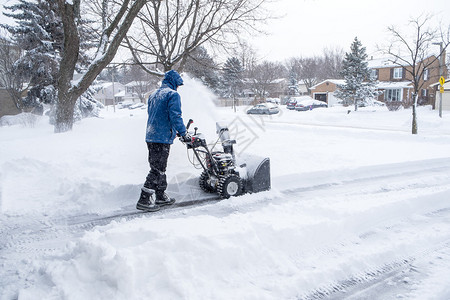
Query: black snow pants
xmin=143 ymin=142 xmax=171 ymax=198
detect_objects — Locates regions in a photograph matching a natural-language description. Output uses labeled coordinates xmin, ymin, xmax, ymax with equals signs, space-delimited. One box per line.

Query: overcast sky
xmin=251 ymin=0 xmax=450 ymax=61
xmin=1 ymin=0 xmax=449 ymax=62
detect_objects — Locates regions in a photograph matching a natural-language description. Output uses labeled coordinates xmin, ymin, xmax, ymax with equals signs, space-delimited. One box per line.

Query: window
xmin=370 ymin=69 xmax=378 ymax=80
xmin=393 ymin=68 xmax=403 ymax=79
xmin=423 ymin=69 xmax=429 ymax=81
xmin=421 ymin=89 xmax=428 ymax=97
xmin=384 ymin=89 xmax=401 ymax=102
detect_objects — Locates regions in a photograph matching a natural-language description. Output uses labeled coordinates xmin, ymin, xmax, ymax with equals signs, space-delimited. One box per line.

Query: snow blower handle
xmin=177 ymin=119 xmax=194 ymax=138
xmin=186 ymin=119 xmax=194 ymax=131
xmin=179 ymin=119 xmax=194 ymax=144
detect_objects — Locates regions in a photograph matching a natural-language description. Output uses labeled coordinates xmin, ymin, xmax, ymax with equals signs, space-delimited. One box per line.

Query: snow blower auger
xmin=180 ymin=119 xmax=271 ymax=198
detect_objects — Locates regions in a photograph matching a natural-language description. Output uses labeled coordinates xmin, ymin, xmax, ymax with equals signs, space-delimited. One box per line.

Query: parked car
xmin=286 ymin=99 xmax=297 ymax=110
xmin=117 ymin=100 xmax=134 ymax=109
xmin=266 ymin=98 xmax=280 ymax=104
xmin=295 ymin=99 xmax=328 ymax=111
xmin=128 ymin=102 xmax=145 ymax=109
xmin=247 ymin=103 xmax=280 ymax=115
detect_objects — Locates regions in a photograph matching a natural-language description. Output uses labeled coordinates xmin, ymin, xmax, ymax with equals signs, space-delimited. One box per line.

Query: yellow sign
xmin=440 ymin=76 xmax=445 ymax=86
xmin=440 ymin=86 xmax=445 ymax=94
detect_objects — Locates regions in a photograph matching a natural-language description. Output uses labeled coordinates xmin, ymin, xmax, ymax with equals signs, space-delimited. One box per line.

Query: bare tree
xmin=235 ymin=40 xmax=259 ymax=77
xmin=320 ymin=47 xmax=344 ymax=79
xmin=298 ymin=57 xmax=321 ymax=93
xmin=285 ymin=48 xmax=344 ymax=94
xmin=54 ymin=0 xmax=147 ymax=132
xmin=125 ymin=0 xmax=270 ymax=76
xmin=384 ymin=15 xmax=449 ymax=134
xmin=249 ymin=60 xmax=286 ymax=100
xmin=123 ymin=64 xmax=159 ymax=103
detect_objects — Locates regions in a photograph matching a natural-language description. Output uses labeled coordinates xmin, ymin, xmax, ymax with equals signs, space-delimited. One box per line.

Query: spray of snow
xmin=178 ymin=74 xmax=220 ymax=137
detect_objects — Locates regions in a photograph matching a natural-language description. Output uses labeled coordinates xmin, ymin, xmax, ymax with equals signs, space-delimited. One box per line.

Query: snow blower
xmin=180 ymin=119 xmax=271 ymax=198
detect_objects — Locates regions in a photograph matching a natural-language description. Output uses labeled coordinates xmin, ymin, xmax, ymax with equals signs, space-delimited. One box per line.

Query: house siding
xmin=370 ymin=55 xmax=447 ymax=106
xmin=0 ymin=89 xmax=20 ymax=118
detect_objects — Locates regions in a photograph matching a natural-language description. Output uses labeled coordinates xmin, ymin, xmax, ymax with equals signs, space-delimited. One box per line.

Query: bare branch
xmin=124 ymin=0 xmax=271 ymax=74
xmin=383 ymin=14 xmax=450 ymax=134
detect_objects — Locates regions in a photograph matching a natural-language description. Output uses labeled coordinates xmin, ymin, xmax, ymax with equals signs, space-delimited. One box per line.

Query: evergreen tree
xmin=222 ymin=57 xmax=244 ymax=99
xmin=2 ymin=0 xmax=61 ymax=107
xmin=2 ymin=0 xmax=99 ymax=118
xmin=287 ymin=67 xmax=298 ymax=95
xmin=335 ymin=37 xmax=379 ymax=111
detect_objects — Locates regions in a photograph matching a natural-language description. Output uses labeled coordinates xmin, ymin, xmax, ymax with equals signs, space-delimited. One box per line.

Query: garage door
xmin=314 ymin=93 xmax=327 ymax=102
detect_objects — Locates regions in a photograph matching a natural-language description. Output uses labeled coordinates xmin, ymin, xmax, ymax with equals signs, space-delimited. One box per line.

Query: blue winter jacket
xmin=145 ymin=70 xmax=187 ymax=144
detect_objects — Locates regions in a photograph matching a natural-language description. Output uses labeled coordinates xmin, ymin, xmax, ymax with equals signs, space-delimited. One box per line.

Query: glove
xmin=180 ymin=133 xmax=192 ymax=143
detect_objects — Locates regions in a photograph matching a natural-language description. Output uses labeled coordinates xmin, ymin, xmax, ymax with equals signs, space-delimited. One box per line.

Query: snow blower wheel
xmin=199 ymin=170 xmax=216 ymax=193
xmin=218 ymin=174 xmax=242 ymax=198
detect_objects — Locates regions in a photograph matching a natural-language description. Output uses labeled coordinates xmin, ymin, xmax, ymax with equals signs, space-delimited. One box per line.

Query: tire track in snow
xmin=299 ymin=236 xmax=450 ymax=300
xmin=296 ymin=192 xmax=450 ymax=300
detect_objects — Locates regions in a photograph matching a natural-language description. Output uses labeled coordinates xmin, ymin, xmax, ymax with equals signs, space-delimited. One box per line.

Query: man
xmin=136 ymin=70 xmax=190 ymax=212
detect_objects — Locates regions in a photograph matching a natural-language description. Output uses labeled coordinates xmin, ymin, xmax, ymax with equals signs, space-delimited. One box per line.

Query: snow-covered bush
xmin=0 ymin=112 xmax=40 ymax=127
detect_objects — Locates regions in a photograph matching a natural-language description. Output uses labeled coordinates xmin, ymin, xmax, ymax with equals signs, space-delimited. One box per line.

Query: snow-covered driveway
xmin=2 ymin=80 xmax=450 ymax=299
xmin=2 ymin=157 xmax=450 ymax=299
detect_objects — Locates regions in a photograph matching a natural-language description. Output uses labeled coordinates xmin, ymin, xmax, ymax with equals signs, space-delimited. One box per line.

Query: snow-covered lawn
xmin=1 ymin=77 xmax=450 ymax=299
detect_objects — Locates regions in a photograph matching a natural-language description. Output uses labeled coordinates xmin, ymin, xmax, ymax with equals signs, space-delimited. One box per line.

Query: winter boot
xmin=136 ymin=187 xmax=160 ymax=212
xmin=155 ymin=192 xmax=176 ymax=206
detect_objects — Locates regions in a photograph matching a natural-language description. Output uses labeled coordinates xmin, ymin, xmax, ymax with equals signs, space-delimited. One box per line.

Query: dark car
xmin=286 ymin=99 xmax=297 ymax=110
xmin=247 ymin=103 xmax=280 ymax=115
xmin=295 ymin=99 xmax=327 ymax=111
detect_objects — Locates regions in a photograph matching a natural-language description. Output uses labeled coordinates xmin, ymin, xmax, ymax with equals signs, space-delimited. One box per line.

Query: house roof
xmin=429 ymin=78 xmax=450 ymax=89
xmin=367 ymin=57 xmax=408 ymax=68
xmin=114 ymin=90 xmax=126 ymax=97
xmin=311 ymin=79 xmax=414 ymax=91
xmin=125 ymin=81 xmax=149 ymax=87
xmin=310 ymin=79 xmax=346 ymax=90
xmin=94 ymin=81 xmax=124 ymax=89
xmin=367 ymin=54 xmax=438 ymax=69
xmin=271 ymin=78 xmax=286 ymax=84
xmin=376 ymin=81 xmax=413 ymax=89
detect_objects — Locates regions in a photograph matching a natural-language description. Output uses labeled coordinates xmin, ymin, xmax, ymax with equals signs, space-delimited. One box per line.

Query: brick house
xmin=367 ymin=55 xmax=447 ymax=106
xmin=310 ymin=54 xmax=448 ymax=108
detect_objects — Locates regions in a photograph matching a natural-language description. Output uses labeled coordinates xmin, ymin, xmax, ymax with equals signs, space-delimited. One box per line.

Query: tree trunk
xmin=55 ymin=0 xmax=80 ymax=132
xmin=53 ymin=0 xmax=146 ymax=133
xmin=412 ymin=94 xmax=418 ymax=134
xmin=54 ymin=93 xmax=78 ymax=133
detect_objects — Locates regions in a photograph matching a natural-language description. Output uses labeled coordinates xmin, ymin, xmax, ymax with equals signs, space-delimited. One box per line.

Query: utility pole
xmin=433 ymin=42 xmax=443 ymax=118
xmin=112 ymin=69 xmax=116 ymax=113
